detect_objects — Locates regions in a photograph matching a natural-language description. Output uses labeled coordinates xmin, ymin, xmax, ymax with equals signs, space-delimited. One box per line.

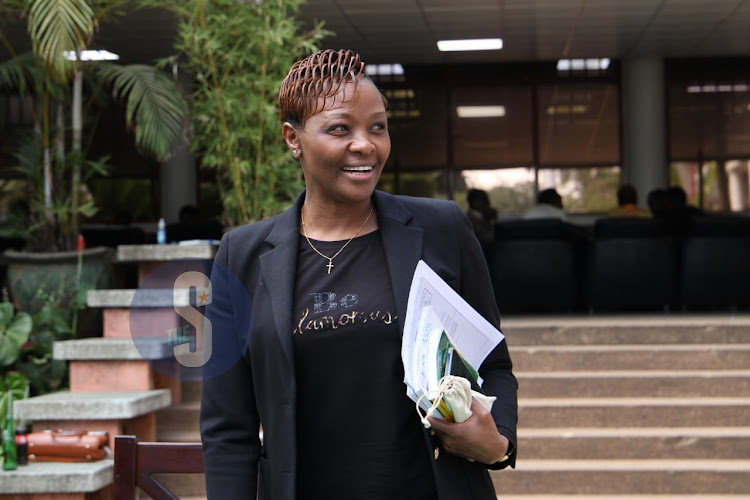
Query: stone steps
xmin=519 ymin=397 xmax=750 ymax=428
xmin=518 ymin=427 xmax=750 ymax=459
xmin=155 ymin=314 xmax=750 ymax=498
xmin=501 ymin=497 xmax=750 ymax=500
xmin=517 ymin=370 xmax=750 ymax=398
xmin=493 ymin=315 xmax=750 ymax=497
xmin=501 ymin=315 xmax=750 ymax=346
xmin=492 ymin=460 xmax=750 ymax=495
xmin=510 ymin=344 xmax=750 ymax=371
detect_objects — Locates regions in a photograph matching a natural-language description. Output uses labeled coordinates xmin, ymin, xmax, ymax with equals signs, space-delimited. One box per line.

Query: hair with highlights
xmin=279 ymin=49 xmax=379 ymax=126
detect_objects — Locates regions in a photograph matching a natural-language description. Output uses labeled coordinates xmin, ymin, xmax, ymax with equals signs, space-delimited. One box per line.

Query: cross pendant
xmin=326 ymin=259 xmax=334 ymax=274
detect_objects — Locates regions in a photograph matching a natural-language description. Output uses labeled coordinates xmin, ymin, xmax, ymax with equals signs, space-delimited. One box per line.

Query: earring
xmin=293 ymin=149 xmax=298 ymax=156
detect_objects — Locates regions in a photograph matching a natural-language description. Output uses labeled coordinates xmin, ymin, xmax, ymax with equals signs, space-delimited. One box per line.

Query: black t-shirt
xmin=293 ymin=230 xmax=437 ymax=500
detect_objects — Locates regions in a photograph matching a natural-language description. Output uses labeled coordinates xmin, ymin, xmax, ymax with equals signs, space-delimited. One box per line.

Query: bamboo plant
xmin=144 ymin=0 xmax=330 ymax=226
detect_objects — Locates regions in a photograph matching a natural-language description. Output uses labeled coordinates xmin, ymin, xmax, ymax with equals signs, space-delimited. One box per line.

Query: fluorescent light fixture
xmin=437 ymin=38 xmax=502 ymax=52
xmin=63 ymin=50 xmax=120 ymax=61
xmin=547 ymin=105 xmax=589 ymax=116
xmin=557 ymin=58 xmax=610 ymax=71
xmin=365 ymin=63 xmax=404 ymax=76
xmin=457 ymin=105 xmax=506 ymax=118
xmin=687 ymin=83 xmax=749 ymax=94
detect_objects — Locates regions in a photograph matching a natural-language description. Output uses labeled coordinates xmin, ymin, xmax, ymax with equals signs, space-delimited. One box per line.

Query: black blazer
xmin=200 ymin=190 xmax=518 ymax=500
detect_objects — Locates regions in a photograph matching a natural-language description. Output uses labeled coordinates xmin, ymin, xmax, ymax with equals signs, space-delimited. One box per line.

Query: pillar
xmin=160 ymin=146 xmax=197 ymax=223
xmin=621 ymin=58 xmax=669 ymax=207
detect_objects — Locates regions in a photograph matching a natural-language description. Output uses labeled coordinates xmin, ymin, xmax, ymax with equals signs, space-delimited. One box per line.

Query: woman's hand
xmin=427 ymin=398 xmax=509 ymax=465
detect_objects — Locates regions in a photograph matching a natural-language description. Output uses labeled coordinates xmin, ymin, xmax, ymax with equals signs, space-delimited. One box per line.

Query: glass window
xmin=451 ymin=86 xmax=534 ymax=168
xmin=671 ymin=160 xmax=750 ymax=212
xmin=537 ymin=166 xmax=621 ymax=213
xmin=457 ymin=168 xmax=535 ymax=215
xmin=386 ymin=87 xmax=447 ymax=169
xmin=377 ymin=170 xmax=450 ymax=200
xmin=668 ymin=84 xmax=750 ymax=159
xmin=537 ymin=83 xmax=620 ymax=166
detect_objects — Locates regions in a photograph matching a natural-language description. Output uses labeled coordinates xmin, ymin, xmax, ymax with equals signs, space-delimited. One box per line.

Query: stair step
xmin=519 ymin=397 xmax=750 ymax=428
xmin=502 ymin=315 xmax=750 ymax=346
xmin=182 ymin=380 xmax=202 ymax=402
xmin=518 ymin=427 xmax=750 ymax=459
xmin=517 ymin=370 xmax=750 ymax=398
xmin=500 ymin=496 xmax=750 ymax=499
xmin=510 ymin=344 xmax=750 ymax=371
xmin=492 ymin=459 xmax=750 ymax=495
xmin=156 ymin=400 xmax=200 ymax=436
xmin=15 ymin=390 xmax=172 ymax=421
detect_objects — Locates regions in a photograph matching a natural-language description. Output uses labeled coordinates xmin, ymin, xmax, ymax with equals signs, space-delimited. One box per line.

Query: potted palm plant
xmin=0 ymin=1 xmax=188 ymax=324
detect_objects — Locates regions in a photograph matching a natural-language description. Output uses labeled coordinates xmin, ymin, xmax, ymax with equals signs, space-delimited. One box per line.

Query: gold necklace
xmin=301 ymin=205 xmax=374 ymax=274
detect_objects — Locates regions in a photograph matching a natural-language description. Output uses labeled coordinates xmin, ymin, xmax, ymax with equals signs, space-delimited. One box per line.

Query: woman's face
xmin=289 ymin=80 xmax=390 ymax=207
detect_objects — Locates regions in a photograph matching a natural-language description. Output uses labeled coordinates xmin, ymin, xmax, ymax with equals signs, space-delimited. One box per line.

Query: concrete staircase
xmin=493 ymin=314 xmax=750 ymax=499
xmin=153 ymin=314 xmax=750 ymax=499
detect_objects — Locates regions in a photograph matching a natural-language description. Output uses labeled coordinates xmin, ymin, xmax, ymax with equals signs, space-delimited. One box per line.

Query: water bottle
xmin=157 ymin=218 xmax=167 ymax=244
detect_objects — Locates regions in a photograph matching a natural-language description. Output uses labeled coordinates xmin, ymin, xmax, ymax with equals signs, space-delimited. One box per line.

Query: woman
xmin=200 ymin=49 xmax=518 ymax=500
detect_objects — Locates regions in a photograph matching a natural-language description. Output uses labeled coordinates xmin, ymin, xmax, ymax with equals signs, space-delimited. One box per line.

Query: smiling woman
xmin=280 ymin=50 xmax=391 ymax=228
xmin=199 ymin=48 xmax=518 ymax=500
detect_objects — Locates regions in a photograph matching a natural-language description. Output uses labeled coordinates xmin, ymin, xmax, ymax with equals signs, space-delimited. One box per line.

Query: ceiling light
xmin=557 ymin=58 xmax=610 ymax=72
xmin=457 ymin=106 xmax=506 ymax=118
xmin=437 ymin=38 xmax=503 ymax=52
xmin=366 ymin=63 xmax=404 ymax=76
xmin=547 ymin=105 xmax=589 ymax=116
xmin=63 ymin=50 xmax=120 ymax=61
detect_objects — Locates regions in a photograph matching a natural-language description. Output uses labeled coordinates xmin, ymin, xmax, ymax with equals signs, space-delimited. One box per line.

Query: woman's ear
xmin=282 ymin=122 xmax=301 ymax=157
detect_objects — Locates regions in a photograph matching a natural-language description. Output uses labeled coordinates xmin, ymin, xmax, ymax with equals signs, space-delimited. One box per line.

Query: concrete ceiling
xmin=2 ymin=0 xmax=749 ymax=66
xmin=296 ymin=0 xmax=750 ymax=65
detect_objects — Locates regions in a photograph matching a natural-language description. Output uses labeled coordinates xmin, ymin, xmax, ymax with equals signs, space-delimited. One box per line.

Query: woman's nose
xmin=349 ymin=132 xmax=376 ymax=154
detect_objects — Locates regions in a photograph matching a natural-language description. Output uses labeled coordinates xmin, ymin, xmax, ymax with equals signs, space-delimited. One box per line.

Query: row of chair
xmin=489 ymin=216 xmax=750 ymax=313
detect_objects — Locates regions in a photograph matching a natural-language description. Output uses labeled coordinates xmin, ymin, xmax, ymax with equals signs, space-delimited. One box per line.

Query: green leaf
xmin=94 ymin=63 xmax=188 ymax=160
xmin=26 ymin=0 xmax=97 ymax=82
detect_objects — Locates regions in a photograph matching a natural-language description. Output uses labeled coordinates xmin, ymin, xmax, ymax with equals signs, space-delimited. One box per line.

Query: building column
xmin=160 ymin=146 xmax=197 ymax=223
xmin=621 ymin=58 xmax=669 ymax=207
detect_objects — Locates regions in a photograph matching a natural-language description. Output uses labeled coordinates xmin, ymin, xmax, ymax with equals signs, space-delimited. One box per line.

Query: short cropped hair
xmin=617 ymin=184 xmax=638 ymax=206
xmin=279 ymin=49 xmax=381 ymax=126
xmin=538 ymin=188 xmax=562 ymax=208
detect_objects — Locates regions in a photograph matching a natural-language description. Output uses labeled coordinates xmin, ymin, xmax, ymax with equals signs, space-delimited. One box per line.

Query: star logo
xmin=198 ymin=291 xmax=210 ymax=305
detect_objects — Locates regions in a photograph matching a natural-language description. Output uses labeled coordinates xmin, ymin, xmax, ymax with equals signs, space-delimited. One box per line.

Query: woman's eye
xmin=329 ymin=125 xmax=348 ymax=132
xmin=372 ymin=123 xmax=387 ymax=131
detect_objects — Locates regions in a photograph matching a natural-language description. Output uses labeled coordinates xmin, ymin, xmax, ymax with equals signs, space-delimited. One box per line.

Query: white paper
xmin=401 ymin=260 xmax=505 ymax=405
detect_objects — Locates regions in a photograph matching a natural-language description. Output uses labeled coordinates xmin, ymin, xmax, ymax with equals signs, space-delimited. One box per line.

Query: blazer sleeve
xmin=201 ymin=231 xmax=262 ymax=498
xmin=451 ymin=202 xmax=519 ymax=469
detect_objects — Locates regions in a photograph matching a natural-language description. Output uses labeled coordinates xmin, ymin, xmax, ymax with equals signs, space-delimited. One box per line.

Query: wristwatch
xmin=496 ymin=442 xmax=514 ymax=463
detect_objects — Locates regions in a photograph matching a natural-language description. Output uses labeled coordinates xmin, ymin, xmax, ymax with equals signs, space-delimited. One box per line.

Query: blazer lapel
xmin=259 ymin=194 xmax=305 ymax=367
xmin=373 ymin=191 xmax=424 ymax=336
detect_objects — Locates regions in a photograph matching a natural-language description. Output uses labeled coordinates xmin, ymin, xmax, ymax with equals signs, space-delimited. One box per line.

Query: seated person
xmin=466 ymin=188 xmax=497 ymax=251
xmin=523 ymin=188 xmax=567 ymax=221
xmin=608 ymin=184 xmax=651 ymax=218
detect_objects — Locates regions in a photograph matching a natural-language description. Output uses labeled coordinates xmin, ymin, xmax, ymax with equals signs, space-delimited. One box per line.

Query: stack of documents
xmin=402 ymin=261 xmax=505 ymax=420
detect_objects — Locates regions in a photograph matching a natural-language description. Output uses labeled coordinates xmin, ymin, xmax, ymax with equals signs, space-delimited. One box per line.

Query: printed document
xmin=402 ymin=260 xmax=505 ymax=407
